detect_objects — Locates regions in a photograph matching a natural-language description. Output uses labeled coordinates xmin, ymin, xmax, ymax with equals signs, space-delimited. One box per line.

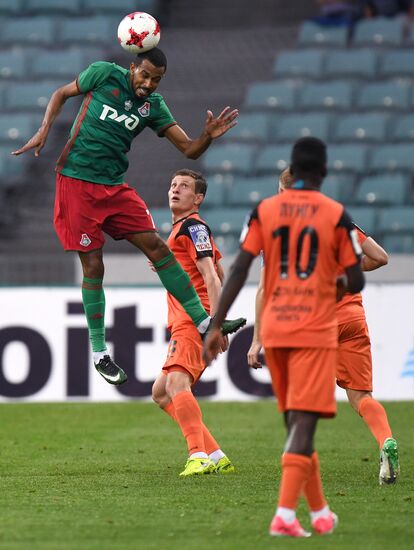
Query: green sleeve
xmin=147 ymin=95 xmax=177 ymax=136
xmin=77 ymin=61 xmax=114 ymax=93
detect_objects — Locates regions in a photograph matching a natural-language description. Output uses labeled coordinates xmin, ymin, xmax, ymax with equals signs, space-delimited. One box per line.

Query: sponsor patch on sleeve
xmin=188 ymin=224 xmax=213 ymax=252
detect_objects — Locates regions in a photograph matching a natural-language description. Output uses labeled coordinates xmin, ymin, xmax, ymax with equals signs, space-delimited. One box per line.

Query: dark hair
xmin=172 ymin=169 xmax=208 ymax=196
xmin=135 ymin=47 xmax=167 ymax=70
xmin=290 ymin=137 xmax=327 ymax=181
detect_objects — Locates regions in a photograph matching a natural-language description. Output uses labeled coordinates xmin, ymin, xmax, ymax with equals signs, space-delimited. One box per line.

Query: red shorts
xmin=337 ymin=319 xmax=372 ymax=392
xmin=162 ymin=324 xmax=205 ymax=384
xmin=264 ymin=347 xmax=337 ymax=418
xmin=54 ymin=172 xmax=156 ymax=251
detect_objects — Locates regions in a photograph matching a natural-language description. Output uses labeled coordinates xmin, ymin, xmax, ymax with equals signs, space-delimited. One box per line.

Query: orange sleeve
xmin=335 ymin=209 xmax=362 ymax=269
xmin=240 ymin=206 xmax=263 ymax=257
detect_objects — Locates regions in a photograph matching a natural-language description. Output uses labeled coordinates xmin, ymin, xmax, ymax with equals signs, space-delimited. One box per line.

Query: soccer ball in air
xmin=117 ymin=12 xmax=161 ymax=54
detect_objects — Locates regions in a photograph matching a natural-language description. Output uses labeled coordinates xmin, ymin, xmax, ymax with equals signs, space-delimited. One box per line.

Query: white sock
xmin=209 ymin=449 xmax=225 ymax=464
xmin=310 ymin=505 xmax=330 ymax=522
xmin=197 ymin=316 xmax=211 ymax=334
xmin=276 ymin=507 xmax=296 ymax=523
xmin=190 ymin=452 xmax=208 ymax=459
xmin=93 ymin=350 xmax=108 ymax=364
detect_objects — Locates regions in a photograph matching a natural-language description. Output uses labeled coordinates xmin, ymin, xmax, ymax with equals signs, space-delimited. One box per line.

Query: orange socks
xmin=163 ymin=400 xmax=220 ymax=454
xmin=278 ymin=453 xmax=312 ymax=510
xmin=171 ymin=391 xmax=206 ymax=455
xmin=303 ymin=452 xmax=327 ymax=512
xmin=358 ymin=396 xmax=392 ymax=448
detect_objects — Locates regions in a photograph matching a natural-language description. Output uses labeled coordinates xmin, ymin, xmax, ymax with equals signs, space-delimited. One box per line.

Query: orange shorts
xmin=337 ymin=319 xmax=372 ymax=392
xmin=264 ymin=347 xmax=337 ymax=418
xmin=162 ymin=324 xmax=205 ymax=384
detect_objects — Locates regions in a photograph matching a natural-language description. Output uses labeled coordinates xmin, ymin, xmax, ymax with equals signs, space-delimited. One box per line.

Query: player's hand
xmin=218 ymin=334 xmax=229 ymax=354
xmin=204 ymin=106 xmax=239 ymax=139
xmin=202 ymin=326 xmax=222 ymax=365
xmin=11 ymin=127 xmax=49 ymax=157
xmin=247 ymin=340 xmax=263 ymax=369
xmin=336 ymin=274 xmax=348 ymax=302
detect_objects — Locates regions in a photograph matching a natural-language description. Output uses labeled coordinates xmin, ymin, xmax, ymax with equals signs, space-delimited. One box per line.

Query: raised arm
xmin=164 ymin=106 xmax=238 ymax=159
xmin=12 ymin=80 xmax=81 ymax=157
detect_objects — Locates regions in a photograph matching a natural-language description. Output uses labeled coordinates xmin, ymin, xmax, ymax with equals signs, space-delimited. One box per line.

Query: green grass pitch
xmin=1 ymin=401 xmax=413 ymax=549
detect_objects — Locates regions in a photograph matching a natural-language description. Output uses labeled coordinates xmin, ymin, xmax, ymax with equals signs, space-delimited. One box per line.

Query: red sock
xmin=358 ymin=397 xmax=392 ymax=448
xmin=278 ymin=453 xmax=312 ymax=510
xmin=171 ymin=391 xmax=206 ymax=455
xmin=303 ymin=452 xmax=327 ymax=511
xmin=164 ymin=401 xmax=176 ymax=420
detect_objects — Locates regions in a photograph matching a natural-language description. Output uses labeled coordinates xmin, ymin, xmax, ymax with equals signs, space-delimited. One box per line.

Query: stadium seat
xmin=378 ymin=207 xmax=414 ymax=233
xmin=6 ymin=81 xmax=66 ymax=109
xmin=202 ymin=208 xmax=249 ymax=235
xmin=347 ymin=206 xmax=377 ymax=235
xmin=0 ymin=0 xmax=24 ymax=12
xmin=332 ymin=113 xmax=388 ymax=142
xmin=244 ymin=81 xmax=298 ymax=110
xmin=202 ymin=144 xmax=256 ymax=174
xmin=380 ymin=50 xmax=414 ymax=77
xmin=150 ymin=208 xmax=172 ymax=234
xmin=227 ymin=176 xmax=276 ymax=206
xmin=255 ymin=145 xmax=291 ymax=173
xmin=327 ymin=144 xmax=368 ymax=172
xmin=83 ymin=0 xmax=159 ymax=13
xmin=298 ymin=21 xmax=348 ymax=47
xmin=324 ymin=49 xmax=377 ymax=78
xmin=352 ymin=17 xmax=404 ymax=46
xmin=0 ymin=146 xmax=25 ymax=178
xmin=0 ymin=114 xmax=41 ymax=142
xmin=0 ymin=50 xmax=25 ymax=79
xmin=369 ymin=144 xmax=414 ymax=171
xmin=322 ymin=174 xmax=355 ymax=202
xmin=357 ymin=81 xmax=410 ymax=110
xmin=382 ymin=233 xmax=414 ymax=253
xmin=30 ymin=49 xmax=87 ymax=78
xmin=200 ymin=176 xmax=226 ymax=207
xmin=213 ymin=234 xmax=241 ymax=255
xmin=0 ymin=17 xmax=55 ymax=45
xmin=273 ymin=49 xmax=325 ymax=78
xmin=271 ymin=112 xmax=331 ymax=142
xmin=299 ymin=81 xmax=353 ymax=110
xmin=356 ymin=174 xmax=408 ymax=205
xmin=391 ymin=114 xmax=414 ymax=140
xmin=226 ymin=113 xmax=270 ymax=141
xmin=25 ymin=0 xmax=82 ymax=12
xmin=59 ymin=16 xmax=115 ymax=44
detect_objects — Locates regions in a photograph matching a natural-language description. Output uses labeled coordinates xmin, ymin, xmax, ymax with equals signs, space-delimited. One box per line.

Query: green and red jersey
xmin=57 ymin=61 xmax=176 ymax=185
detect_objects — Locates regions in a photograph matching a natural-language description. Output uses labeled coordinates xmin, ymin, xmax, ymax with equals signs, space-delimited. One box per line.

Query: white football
xmin=117 ymin=12 xmax=161 ymax=54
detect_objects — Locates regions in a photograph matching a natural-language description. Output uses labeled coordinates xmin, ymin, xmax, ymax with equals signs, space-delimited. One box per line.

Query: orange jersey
xmin=336 ymin=227 xmax=367 ymax=325
xmin=166 ymin=212 xmax=222 ymax=330
xmin=241 ymin=188 xmax=361 ymax=348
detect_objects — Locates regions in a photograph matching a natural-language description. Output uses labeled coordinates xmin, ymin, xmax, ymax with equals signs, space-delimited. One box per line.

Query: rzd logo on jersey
xmin=99 ymin=104 xmax=139 ymax=130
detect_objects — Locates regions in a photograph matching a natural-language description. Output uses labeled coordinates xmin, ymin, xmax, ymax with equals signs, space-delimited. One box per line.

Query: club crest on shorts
xmin=80 ymin=233 xmax=92 ymax=247
xmin=188 ymin=224 xmax=212 ymax=252
xmin=138 ymin=101 xmax=150 ymax=117
xmin=124 ymin=100 xmax=133 ymax=111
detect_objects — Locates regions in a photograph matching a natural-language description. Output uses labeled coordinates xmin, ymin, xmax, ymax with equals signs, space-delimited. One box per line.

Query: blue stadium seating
xmin=202 ymin=144 xmax=256 ymax=174
xmin=203 ymin=208 xmax=248 ymax=235
xmin=347 ymin=206 xmax=377 ymax=235
xmin=0 ymin=17 xmax=55 ymax=45
xmin=25 ymin=0 xmax=81 ymax=12
xmin=324 ymin=49 xmax=378 ymax=78
xmin=59 ymin=16 xmax=115 ymax=44
xmin=200 ymin=176 xmax=226 ymax=207
xmin=244 ymin=81 xmax=298 ymax=110
xmin=227 ymin=176 xmax=276 ymax=206
xmin=0 ymin=114 xmax=41 ymax=143
xmin=380 ymin=50 xmax=414 ymax=77
xmin=150 ymin=208 xmax=172 ymax=234
xmin=255 ymin=145 xmax=291 ymax=173
xmin=30 ymin=49 xmax=88 ymax=78
xmin=378 ymin=207 xmax=414 ymax=233
xmin=356 ymin=174 xmax=408 ymax=205
xmin=299 ymin=80 xmax=354 ymax=110
xmin=226 ymin=113 xmax=270 ymax=141
xmin=352 ymin=17 xmax=404 ymax=46
xmin=327 ymin=144 xmax=368 ymax=172
xmin=0 ymin=146 xmax=25 ymax=179
xmin=298 ymin=22 xmax=348 ymax=47
xmin=322 ymin=174 xmax=355 ymax=202
xmin=333 ymin=113 xmax=388 ymax=142
xmin=357 ymin=81 xmax=410 ymax=109
xmin=6 ymin=81 xmax=66 ymax=109
xmin=0 ymin=50 xmax=25 ymax=79
xmin=271 ymin=112 xmax=331 ymax=142
xmin=0 ymin=0 xmax=24 ymax=12
xmin=391 ymin=114 xmax=414 ymax=140
xmin=273 ymin=49 xmax=325 ymax=78
xmin=382 ymin=233 xmax=414 ymax=253
xmin=369 ymin=144 xmax=414 ymax=171
xmin=83 ymin=0 xmax=159 ymax=13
